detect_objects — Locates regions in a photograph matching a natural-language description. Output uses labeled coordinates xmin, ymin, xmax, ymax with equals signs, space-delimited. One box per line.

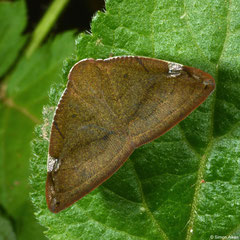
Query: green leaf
xmin=0 ymin=31 xmax=75 ymax=239
xmin=0 ymin=0 xmax=27 ymax=78
xmin=31 ymin=0 xmax=240 ymax=239
xmin=0 ymin=213 xmax=16 ymax=240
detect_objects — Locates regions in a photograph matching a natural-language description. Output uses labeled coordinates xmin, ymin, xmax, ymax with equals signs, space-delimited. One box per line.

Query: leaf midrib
xmin=130 ymin=160 xmax=169 ymax=240
xmin=185 ymin=0 xmax=231 ymax=238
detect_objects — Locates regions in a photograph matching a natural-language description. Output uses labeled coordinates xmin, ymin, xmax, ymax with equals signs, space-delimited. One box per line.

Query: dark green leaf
xmin=0 ymin=0 xmax=27 ymax=78
xmin=31 ymin=0 xmax=240 ymax=239
xmin=0 ymin=32 xmax=75 ymax=240
xmin=0 ymin=213 xmax=16 ymax=240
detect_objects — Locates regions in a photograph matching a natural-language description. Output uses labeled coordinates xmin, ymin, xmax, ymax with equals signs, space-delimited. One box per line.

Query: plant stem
xmin=25 ymin=0 xmax=70 ymax=57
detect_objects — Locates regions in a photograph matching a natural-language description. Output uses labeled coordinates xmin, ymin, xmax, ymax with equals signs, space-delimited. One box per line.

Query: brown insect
xmin=46 ymin=56 xmax=215 ymax=213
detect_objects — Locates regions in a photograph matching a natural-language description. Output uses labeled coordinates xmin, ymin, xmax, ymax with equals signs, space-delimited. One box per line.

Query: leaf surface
xmin=0 ymin=213 xmax=16 ymax=240
xmin=30 ymin=0 xmax=240 ymax=239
